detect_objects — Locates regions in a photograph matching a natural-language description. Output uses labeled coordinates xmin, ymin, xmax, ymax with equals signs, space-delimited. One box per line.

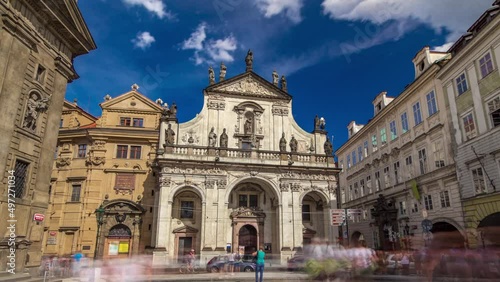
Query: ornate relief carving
xmin=327 ymin=183 xmax=336 ymax=194
xmin=214 ymin=76 xmax=278 ymax=97
xmin=162 ymin=167 xmax=226 ymax=175
xmin=92 ymin=140 xmax=106 ymax=150
xmin=279 ymin=172 xmax=336 ymax=181
xmin=280 ymin=182 xmax=289 ymax=192
xmin=217 ymin=179 xmax=227 ymax=188
xmin=23 ymin=92 xmax=50 ymax=131
xmin=207 ymin=100 xmax=226 ymax=110
xmin=181 ymin=129 xmax=200 ymax=145
xmin=230 ymin=207 xmax=266 ymax=219
xmin=291 ymin=183 xmax=302 ymax=192
xmin=160 ymin=176 xmax=171 ymax=187
xmin=86 ymin=155 xmax=106 ymax=166
xmin=272 ymin=108 xmax=289 ymax=116
xmin=205 ymin=180 xmax=215 ymax=189
xmin=55 ymin=157 xmax=71 ymax=168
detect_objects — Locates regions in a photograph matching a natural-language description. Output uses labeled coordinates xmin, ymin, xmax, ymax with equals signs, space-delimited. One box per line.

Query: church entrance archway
xmin=104 ymin=224 xmax=132 ymax=258
xmin=238 ymin=225 xmax=258 ymax=254
xmin=478 ymin=212 xmax=500 ymax=247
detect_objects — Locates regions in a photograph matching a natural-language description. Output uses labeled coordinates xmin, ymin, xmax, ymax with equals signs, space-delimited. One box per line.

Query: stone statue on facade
xmin=289 ymin=136 xmax=298 ymax=153
xmin=170 ymin=102 xmax=177 ymax=118
xmin=244 ymin=118 xmax=253 ymax=134
xmin=220 ymin=62 xmax=227 ymax=81
xmin=208 ymin=127 xmax=217 ymax=147
xmin=165 ymin=124 xmax=175 ymax=146
xmin=279 ymin=133 xmax=287 ymax=152
xmin=23 ymin=93 xmax=50 ymax=131
xmin=314 ymin=115 xmax=320 ymax=130
xmin=220 ymin=128 xmax=228 ymax=148
xmin=324 ymin=138 xmax=333 ymax=156
xmin=272 ymin=70 xmax=279 ymax=86
xmin=209 ymin=66 xmax=215 ymax=85
xmin=280 ymin=75 xmax=287 ymax=92
xmin=245 ymin=50 xmax=253 ymax=71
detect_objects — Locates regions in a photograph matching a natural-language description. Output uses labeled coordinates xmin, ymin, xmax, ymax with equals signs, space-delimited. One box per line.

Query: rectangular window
xmin=393 ymin=161 xmax=400 ymax=184
xmin=35 ymin=64 xmax=46 ymax=83
xmin=352 ymin=151 xmax=357 ymax=166
xmin=424 ymin=195 xmax=433 ymax=210
xmin=413 ymin=102 xmax=423 ymax=125
xmin=130 ymin=146 xmax=141 ymax=159
xmin=60 ymin=119 xmax=64 ymax=128
xmin=399 ymin=201 xmax=406 ymax=215
xmin=390 ymin=121 xmax=397 ymax=140
xmin=132 ymin=118 xmax=144 ymax=127
xmin=77 ymin=144 xmax=87 ymax=158
xmin=487 ymin=96 xmax=500 ymax=128
xmin=401 ymin=112 xmax=409 ymax=133
xmin=363 ymin=141 xmax=369 ymax=157
xmin=349 ymin=185 xmax=353 ymax=201
xmin=462 ymin=113 xmax=477 ymax=140
xmin=347 ymin=155 xmax=351 ymax=168
xmin=366 ymin=175 xmax=372 ymax=194
xmin=372 ymin=134 xmax=378 ymax=152
xmin=180 ymin=201 xmax=194 ymax=218
xmin=13 ymin=160 xmax=29 ymax=198
xmin=354 ymin=182 xmax=359 ymax=199
xmin=120 ymin=117 xmax=131 ymax=126
xmin=411 ymin=201 xmax=419 ymax=213
xmin=380 ymin=128 xmax=387 ymax=145
xmin=405 ymin=155 xmax=413 ymax=179
xmin=341 ymin=189 xmax=346 ymax=204
xmin=456 ymin=73 xmax=468 ymax=95
xmin=71 ymin=184 xmax=81 ymax=202
xmin=249 ymin=195 xmax=258 ymax=207
xmin=479 ymin=52 xmax=494 ymax=78
xmin=426 ymin=91 xmax=438 ymax=116
xmin=433 ymin=141 xmax=445 ymax=168
xmin=440 ymin=191 xmax=451 ymax=208
xmin=239 ymin=195 xmax=248 ymax=207
xmin=358 ymin=146 xmax=363 ymax=163
xmin=302 ymin=204 xmax=311 ymax=221
xmin=360 ymin=179 xmax=365 ymax=197
xmin=383 ymin=166 xmax=390 ymax=188
xmin=472 ymin=167 xmax=487 ymax=194
xmin=375 ymin=171 xmax=381 ymax=191
xmin=418 ymin=148 xmax=427 ymax=175
xmin=116 ymin=145 xmax=128 ymax=159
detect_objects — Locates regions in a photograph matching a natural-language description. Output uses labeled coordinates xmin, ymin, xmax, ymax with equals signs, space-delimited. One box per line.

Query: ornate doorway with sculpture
xmin=238 ymin=225 xmax=258 ymax=254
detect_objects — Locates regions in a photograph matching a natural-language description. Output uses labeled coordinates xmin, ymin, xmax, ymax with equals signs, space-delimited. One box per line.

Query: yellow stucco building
xmin=43 ymin=85 xmax=164 ymax=259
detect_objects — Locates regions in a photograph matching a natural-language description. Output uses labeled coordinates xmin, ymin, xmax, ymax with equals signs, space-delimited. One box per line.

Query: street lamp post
xmin=94 ymin=205 xmax=105 ymax=260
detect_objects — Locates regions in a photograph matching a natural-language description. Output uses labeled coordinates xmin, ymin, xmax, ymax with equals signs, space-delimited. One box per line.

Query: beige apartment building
xmin=0 ymin=0 xmax=95 ymax=272
xmin=336 ymin=47 xmax=463 ymax=251
xmin=43 ymin=87 xmax=162 ymax=259
xmin=439 ymin=1 xmax=500 ymax=248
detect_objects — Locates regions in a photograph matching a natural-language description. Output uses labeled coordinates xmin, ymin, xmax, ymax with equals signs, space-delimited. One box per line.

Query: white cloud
xmin=255 ymin=0 xmax=304 ymax=23
xmin=321 ymin=0 xmax=492 ymax=50
xmin=182 ymin=23 xmax=207 ymax=51
xmin=181 ymin=23 xmax=238 ymax=65
xmin=433 ymin=42 xmax=454 ymax=52
xmin=132 ymin=31 xmax=156 ymax=50
xmin=122 ymin=0 xmax=175 ymax=19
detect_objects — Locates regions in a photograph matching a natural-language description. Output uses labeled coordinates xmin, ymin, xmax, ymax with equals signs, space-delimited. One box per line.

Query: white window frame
xmin=486 ymin=95 xmax=500 ymax=129
xmin=440 ymin=190 xmax=451 ymax=208
xmin=372 ymin=134 xmax=378 ymax=152
xmin=462 ymin=111 xmax=477 ymax=140
xmin=479 ymin=52 xmax=494 ymax=78
xmin=471 ymin=167 xmax=487 ymax=194
xmin=426 ymin=90 xmax=438 ymax=116
xmin=418 ymin=148 xmax=427 ymax=175
xmin=424 ymin=194 xmax=433 ymax=210
xmin=389 ymin=120 xmax=397 ymax=140
xmin=433 ymin=140 xmax=445 ymax=168
xmin=401 ymin=112 xmax=409 ymax=133
xmin=413 ymin=102 xmax=423 ymax=126
xmin=455 ymin=73 xmax=468 ymax=95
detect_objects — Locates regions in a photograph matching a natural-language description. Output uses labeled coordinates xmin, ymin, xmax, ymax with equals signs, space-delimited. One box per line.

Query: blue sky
xmin=68 ymin=0 xmax=494 ymax=147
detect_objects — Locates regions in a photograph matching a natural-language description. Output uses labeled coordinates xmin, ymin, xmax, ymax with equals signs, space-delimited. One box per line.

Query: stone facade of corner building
xmin=44 ymin=89 xmax=163 ymax=260
xmin=0 ymin=0 xmax=95 ymax=272
xmin=439 ymin=2 xmax=500 ymax=248
xmin=336 ymin=47 xmax=463 ymax=251
xmin=152 ymin=54 xmax=340 ymax=265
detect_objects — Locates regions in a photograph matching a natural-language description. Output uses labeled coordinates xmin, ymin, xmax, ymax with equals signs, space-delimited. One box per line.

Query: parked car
xmin=287 ymin=255 xmax=306 ymax=271
xmin=206 ymin=255 xmax=256 ymax=273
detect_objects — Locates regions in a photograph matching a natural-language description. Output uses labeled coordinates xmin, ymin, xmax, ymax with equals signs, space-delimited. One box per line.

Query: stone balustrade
xmin=161 ymin=145 xmax=334 ymax=167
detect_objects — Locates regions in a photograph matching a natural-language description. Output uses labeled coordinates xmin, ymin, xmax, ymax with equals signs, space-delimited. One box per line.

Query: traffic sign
xmin=347 ymin=209 xmax=363 ymax=215
xmin=330 ymin=209 xmax=346 ymax=226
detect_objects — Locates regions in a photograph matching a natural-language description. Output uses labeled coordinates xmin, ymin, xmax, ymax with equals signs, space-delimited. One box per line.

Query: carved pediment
xmin=208 ymin=73 xmax=291 ymax=100
xmin=173 ymin=225 xmax=199 ymax=234
xmin=230 ymin=207 xmax=266 ymax=219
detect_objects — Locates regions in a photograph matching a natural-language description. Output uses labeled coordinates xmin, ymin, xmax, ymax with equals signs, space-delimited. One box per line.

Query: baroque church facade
xmin=152 ymin=52 xmax=340 ymax=264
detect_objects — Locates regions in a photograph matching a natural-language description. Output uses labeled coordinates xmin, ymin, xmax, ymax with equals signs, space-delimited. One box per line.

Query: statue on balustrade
xmin=165 ymin=124 xmax=175 ymax=146
xmin=279 ymin=133 xmax=287 ymax=152
xmin=208 ymin=127 xmax=217 ymax=147
xmin=220 ymin=128 xmax=228 ymax=148
xmin=324 ymin=138 xmax=333 ymax=156
xmin=289 ymin=136 xmax=298 ymax=153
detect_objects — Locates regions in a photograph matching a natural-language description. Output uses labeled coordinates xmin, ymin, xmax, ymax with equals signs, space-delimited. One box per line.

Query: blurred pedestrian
xmin=253 ymin=246 xmax=265 ymax=282
xmin=228 ymin=251 xmax=236 ymax=275
xmin=401 ymin=252 xmax=410 ymax=275
xmin=187 ymin=249 xmax=196 ymax=273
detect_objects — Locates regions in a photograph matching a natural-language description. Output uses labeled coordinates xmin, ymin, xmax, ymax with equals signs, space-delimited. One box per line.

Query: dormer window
xmin=376 ymin=102 xmax=382 ymax=112
xmin=419 ymin=60 xmax=425 ymax=71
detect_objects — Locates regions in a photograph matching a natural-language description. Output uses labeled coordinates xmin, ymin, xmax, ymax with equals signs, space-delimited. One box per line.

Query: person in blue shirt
xmin=253 ymin=247 xmax=265 ymax=282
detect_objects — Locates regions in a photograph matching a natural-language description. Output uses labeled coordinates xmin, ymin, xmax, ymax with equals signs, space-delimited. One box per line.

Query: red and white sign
xmin=330 ymin=209 xmax=345 ymax=226
xmin=33 ymin=213 xmax=45 ymax=222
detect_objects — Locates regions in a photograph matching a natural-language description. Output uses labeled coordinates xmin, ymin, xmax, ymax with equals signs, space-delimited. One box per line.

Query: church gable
xmin=208 ymin=72 xmax=291 ymax=100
